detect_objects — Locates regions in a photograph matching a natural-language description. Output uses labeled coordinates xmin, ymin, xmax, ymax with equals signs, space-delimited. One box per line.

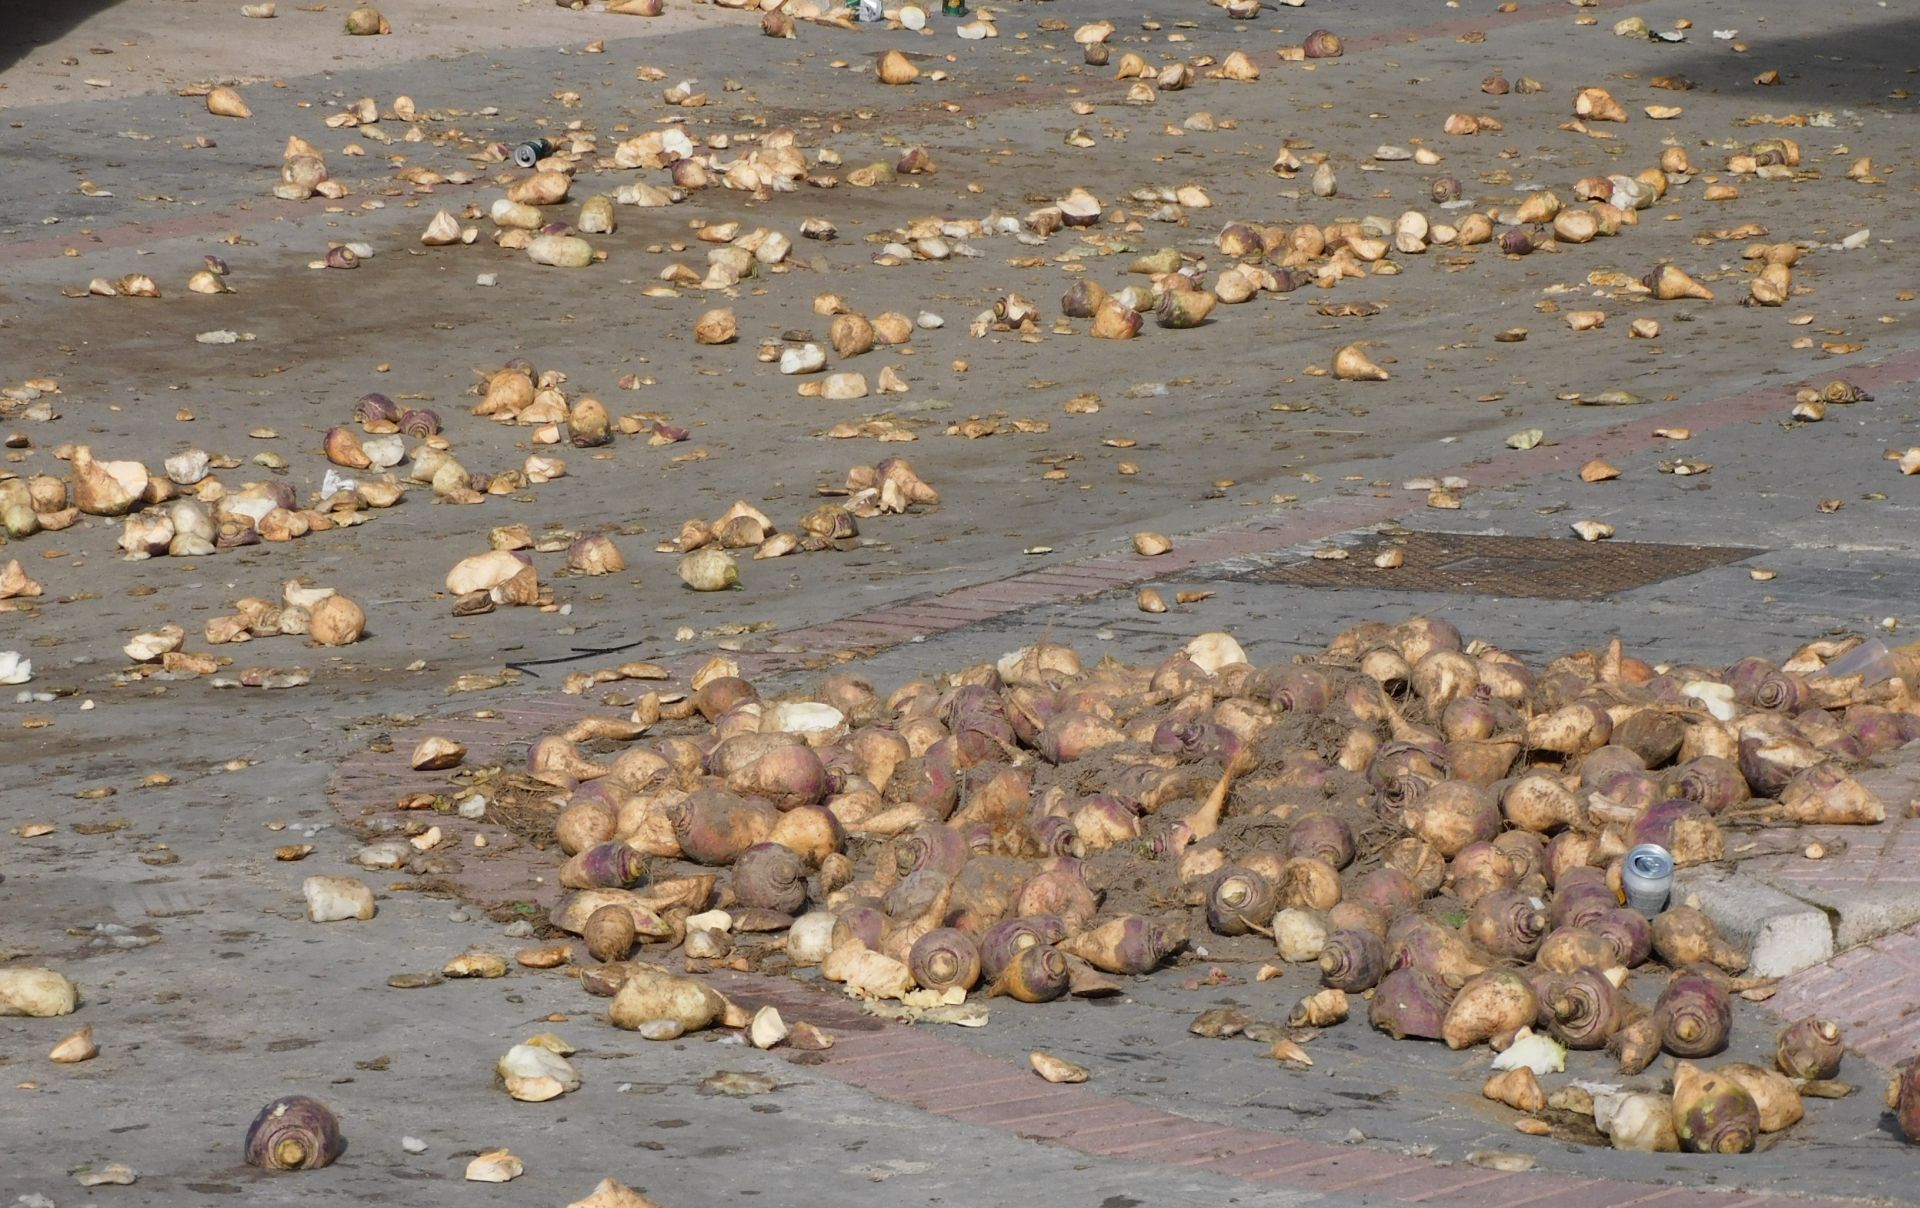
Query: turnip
xmin=1318 ymin=929 xmax=1388 ymax=991
xmin=1464 ymin=890 xmax=1546 ymax=960
xmin=1775 ymin=1016 xmax=1844 ymax=1080
xmin=1651 ymin=906 xmax=1746 ymax=972
xmin=1368 ymin=968 xmax=1454 ymax=1041
xmin=1060 ymin=915 xmax=1183 ymax=975
xmin=1657 ymin=973 xmax=1733 ymax=1058
xmin=1442 ymin=971 xmax=1538 ymax=1049
xmin=908 ymin=927 xmax=982 ymax=993
xmin=1673 ymin=1061 xmax=1759 ymax=1153
xmin=1545 ymin=968 xmax=1626 ymax=1049
xmin=987 ymin=944 xmax=1070 ymax=1002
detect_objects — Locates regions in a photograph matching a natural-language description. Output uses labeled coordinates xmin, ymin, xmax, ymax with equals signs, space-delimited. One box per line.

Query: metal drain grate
xmin=1228 ymin=532 xmax=1760 ymax=601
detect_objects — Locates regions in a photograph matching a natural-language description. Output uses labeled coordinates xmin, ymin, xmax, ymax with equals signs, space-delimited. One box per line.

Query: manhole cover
xmin=1229 ymin=532 xmax=1760 ymax=601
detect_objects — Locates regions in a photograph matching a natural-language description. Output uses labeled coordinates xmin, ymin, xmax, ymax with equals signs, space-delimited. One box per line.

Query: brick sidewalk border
xmin=1772 ymin=929 xmax=1920 ymax=1069
xmin=695 ymin=967 xmax=1814 ymax=1208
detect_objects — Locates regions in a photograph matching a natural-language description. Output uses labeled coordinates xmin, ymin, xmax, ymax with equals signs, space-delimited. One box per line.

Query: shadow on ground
xmin=0 ymin=0 xmax=130 ymax=76
xmin=1641 ymin=13 xmax=1920 ymax=106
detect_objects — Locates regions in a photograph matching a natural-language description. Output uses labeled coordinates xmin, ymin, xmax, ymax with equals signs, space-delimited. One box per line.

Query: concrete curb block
xmin=1747 ymin=754 xmax=1920 ymax=952
xmin=1678 ymin=867 xmax=1835 ymax=979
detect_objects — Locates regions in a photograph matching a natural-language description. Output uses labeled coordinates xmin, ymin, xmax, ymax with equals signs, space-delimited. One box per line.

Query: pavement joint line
xmin=940 ymin=1083 xmax=1098 ymax=1113
xmin=908 ymin=1070 xmax=1049 ymax=1102
xmin=1392 ymin=1169 xmax=1518 ymax=1203
xmin=1069 ymin=1117 xmax=1234 ymax=1149
xmin=1318 ymin=1163 xmax=1457 ymax=1195
xmin=858 ymin=1061 xmax=1025 ymax=1096
xmin=1198 ymin=1136 xmax=1320 ymax=1167
xmin=948 ymin=1098 xmax=1108 ymax=1128
xmin=1236 ymin=1150 xmax=1364 ymax=1179
xmin=1169 ymin=1138 xmax=1307 ymax=1167
xmin=1456 ymin=1180 xmax=1605 ymax=1208
xmin=815 ymin=1043 xmax=953 ymax=1068
xmin=1610 ymin=1188 xmax=1708 ymax=1208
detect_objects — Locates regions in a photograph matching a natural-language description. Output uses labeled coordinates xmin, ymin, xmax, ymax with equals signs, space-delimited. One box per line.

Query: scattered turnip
xmin=244 ymin=1096 xmax=345 ymax=1171
xmin=1777 ymin=763 xmax=1886 ymax=825
xmin=1651 ymin=906 xmax=1747 ymax=972
xmin=1627 ymin=799 xmax=1724 ymax=866
xmin=1500 ymin=775 xmax=1581 ymax=833
xmin=1664 ymin=756 xmax=1749 ymax=812
xmin=1442 ymin=971 xmax=1538 ymax=1050
xmin=1888 ymin=1059 xmax=1920 ymax=1143
xmin=1448 ymin=842 xmax=1518 ymax=907
xmin=732 ymin=843 xmax=809 ymax=914
xmin=1590 ymin=909 xmax=1653 ymax=967
xmin=1545 ymin=969 xmax=1626 ymax=1050
xmin=1206 ymin=866 xmax=1278 ymax=936
xmin=1348 ymin=867 xmax=1421 ymax=920
xmin=1657 ymin=973 xmax=1733 ymax=1058
xmin=1483 ymin=1067 xmax=1545 ymax=1113
xmin=1673 ymin=1062 xmax=1759 ymax=1154
xmin=1277 ymin=856 xmax=1343 ymax=912
xmin=559 ymin=842 xmax=647 ymax=891
xmin=1289 ymin=987 xmax=1349 ymax=1028
xmin=1369 ymin=968 xmax=1454 ymax=1041
xmin=1775 ymin=1017 xmax=1844 ymax=1080
xmin=987 ymin=943 xmax=1070 ymax=1002
xmin=1318 ymin=929 xmax=1388 ymax=991
xmin=669 ymin=789 xmax=778 ymax=865
xmin=1387 ymin=914 xmax=1489 ymax=984
xmin=1272 ymin=907 xmax=1329 ymax=963
xmin=1718 ymin=1062 xmax=1805 ymax=1132
xmin=1534 ymin=926 xmax=1616 ymax=974
xmin=979 ymin=916 xmax=1059 ymax=981
xmin=0 ymin=967 xmax=78 ymax=1017
xmin=1059 ymin=915 xmax=1182 ymax=975
xmin=1609 ymin=1007 xmax=1665 ymax=1076
xmin=1593 ymin=1090 xmax=1679 ymax=1152
xmin=1465 ymin=890 xmax=1547 ymax=959
xmin=909 ymin=927 xmax=982 ymax=993
xmin=1402 ymin=781 xmax=1500 ymax=856
xmin=1284 ymin=813 xmax=1355 ymax=868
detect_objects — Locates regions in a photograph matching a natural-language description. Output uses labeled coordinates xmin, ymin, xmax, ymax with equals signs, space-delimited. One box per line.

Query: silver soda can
xmin=511 ymin=138 xmax=555 ymax=169
xmin=1622 ymin=843 xmax=1675 ymax=917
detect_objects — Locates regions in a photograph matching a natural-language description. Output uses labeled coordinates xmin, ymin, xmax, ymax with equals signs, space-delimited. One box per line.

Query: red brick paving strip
xmin=691 ymin=972 xmax=1838 ymax=1208
xmin=1770 ymin=926 xmax=1920 ymax=1068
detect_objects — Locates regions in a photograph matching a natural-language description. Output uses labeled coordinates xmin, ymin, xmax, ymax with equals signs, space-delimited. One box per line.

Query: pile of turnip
xmin=477 ymin=617 xmax=1920 ymax=1153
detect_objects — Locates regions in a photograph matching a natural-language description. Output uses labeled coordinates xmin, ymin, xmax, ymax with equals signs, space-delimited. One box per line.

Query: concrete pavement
xmin=7 ymin=0 xmax=1920 ymax=1203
